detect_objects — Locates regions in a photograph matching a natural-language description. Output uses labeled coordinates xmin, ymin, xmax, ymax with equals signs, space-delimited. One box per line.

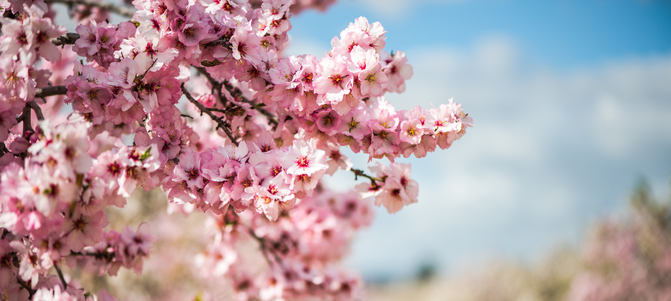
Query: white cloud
xmin=284 ymin=35 xmax=331 ymax=58
xmin=347 ymin=35 xmax=671 ymax=278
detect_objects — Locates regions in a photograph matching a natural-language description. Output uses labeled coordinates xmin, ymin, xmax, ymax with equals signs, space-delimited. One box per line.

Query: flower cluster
xmin=0 ymin=4 xmax=64 ymax=66
xmin=0 ymin=4 xmax=66 ymax=142
xmin=0 ymin=0 xmax=472 ymax=299
xmin=165 ymin=135 xmax=331 ymax=221
xmin=73 ymin=21 xmax=136 ymax=68
xmin=0 ymin=119 xmax=158 ymax=299
xmin=356 ymin=162 xmax=419 ymax=214
xmin=194 ymin=188 xmax=373 ymax=301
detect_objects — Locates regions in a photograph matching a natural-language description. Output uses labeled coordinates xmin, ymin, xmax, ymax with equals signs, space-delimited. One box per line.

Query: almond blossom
xmin=0 ymin=0 xmax=471 ymax=299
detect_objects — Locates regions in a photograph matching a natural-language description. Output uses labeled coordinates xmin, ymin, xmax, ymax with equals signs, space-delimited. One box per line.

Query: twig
xmin=223 ymin=80 xmax=279 ymax=126
xmin=45 ymin=0 xmax=135 ymax=18
xmin=246 ymin=229 xmax=275 ymax=267
xmin=241 ymin=99 xmax=279 ymax=126
xmin=227 ymin=210 xmax=284 ymax=268
xmin=35 ymin=85 xmax=68 ymax=98
xmin=349 ymin=168 xmax=384 ymax=183
xmin=54 ymin=263 xmax=68 ymax=289
xmin=196 ymin=67 xmax=279 ymax=126
xmin=195 ymin=67 xmax=221 ymax=89
xmin=194 ymin=66 xmax=226 ymax=106
xmin=20 ymin=104 xmax=32 ymax=137
xmin=180 ymin=83 xmax=239 ymax=147
xmin=139 ymin=59 xmax=158 ymax=80
xmin=52 ymin=32 xmax=80 ymax=46
xmin=203 ymin=39 xmax=231 ymax=48
xmin=28 ymin=101 xmax=45 ymax=121
xmin=16 ymin=276 xmax=35 ymax=299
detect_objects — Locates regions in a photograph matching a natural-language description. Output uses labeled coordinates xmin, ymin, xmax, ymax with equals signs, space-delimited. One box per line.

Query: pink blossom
xmin=381 ymin=50 xmax=413 ymax=93
xmin=313 ymin=55 xmax=353 ymax=104
xmin=284 ymin=139 xmax=328 ymax=177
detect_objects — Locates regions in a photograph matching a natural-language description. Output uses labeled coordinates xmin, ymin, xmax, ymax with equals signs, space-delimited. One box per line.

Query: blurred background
xmin=282 ymin=0 xmax=671 ymax=298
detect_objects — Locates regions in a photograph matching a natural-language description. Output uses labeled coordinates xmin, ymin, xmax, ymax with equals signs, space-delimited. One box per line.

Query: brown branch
xmin=20 ymin=104 xmax=33 ymax=137
xmin=68 ymin=250 xmax=115 ymax=261
xmin=195 ymin=67 xmax=221 ymax=90
xmin=194 ymin=66 xmax=226 ymax=106
xmin=52 ymin=32 xmax=80 ymax=46
xmin=16 ymin=276 xmax=35 ymax=299
xmin=54 ymin=263 xmax=68 ymax=289
xmin=246 ymin=228 xmax=275 ymax=267
xmin=181 ymin=83 xmax=239 ymax=147
xmin=241 ymin=99 xmax=279 ymax=126
xmin=28 ymin=101 xmax=44 ymax=121
xmin=195 ymin=67 xmax=279 ymax=126
xmin=45 ymin=0 xmax=135 ymax=18
xmin=350 ymin=168 xmax=384 ymax=183
xmin=223 ymin=80 xmax=279 ymax=126
xmin=203 ymin=39 xmax=231 ymax=49
xmin=35 ymin=85 xmax=68 ymax=98
xmin=228 ymin=210 xmax=283 ymax=268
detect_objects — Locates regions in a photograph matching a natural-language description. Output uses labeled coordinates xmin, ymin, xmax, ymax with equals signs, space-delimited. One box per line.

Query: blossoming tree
xmin=0 ymin=0 xmax=473 ymax=299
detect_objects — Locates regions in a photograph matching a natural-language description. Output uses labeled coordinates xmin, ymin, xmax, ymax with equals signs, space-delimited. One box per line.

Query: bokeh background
xmin=283 ymin=0 xmax=671 ymax=284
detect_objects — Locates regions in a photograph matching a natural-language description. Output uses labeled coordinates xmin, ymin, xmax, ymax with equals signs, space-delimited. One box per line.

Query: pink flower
xmin=314 ymin=109 xmax=341 ymax=135
xmin=27 ymin=9 xmax=66 ymax=63
xmin=0 ymin=57 xmax=35 ymax=110
xmin=313 ymin=55 xmax=353 ymax=104
xmin=399 ymin=118 xmax=423 ymax=145
xmin=32 ymin=286 xmax=76 ymax=301
xmin=370 ymin=162 xmax=418 ymax=214
xmin=230 ymin=26 xmax=263 ymax=67
xmin=284 ymin=139 xmax=328 ymax=177
xmin=65 ymin=210 xmax=108 ymax=252
xmin=120 ymin=223 xmax=156 ymax=258
xmin=11 ymin=240 xmax=51 ymax=288
xmin=381 ymin=50 xmax=413 ymax=93
xmin=173 ymin=147 xmax=204 ymax=189
xmin=195 ymin=242 xmax=237 ymax=277
xmin=117 ymin=145 xmax=160 ymax=197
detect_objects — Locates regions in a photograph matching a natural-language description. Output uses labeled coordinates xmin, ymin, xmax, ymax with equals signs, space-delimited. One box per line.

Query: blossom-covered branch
xmin=181 ymin=82 xmax=239 ymax=147
xmin=51 ymin=32 xmax=81 ymax=46
xmin=350 ymin=168 xmax=384 ymax=183
xmin=196 ymin=66 xmax=279 ymax=126
xmin=34 ymin=86 xmax=68 ymax=98
xmin=0 ymin=0 xmax=472 ymax=299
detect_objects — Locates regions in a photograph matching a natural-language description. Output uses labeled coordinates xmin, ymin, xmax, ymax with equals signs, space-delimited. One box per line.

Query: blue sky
xmin=286 ymin=0 xmax=671 ymax=280
xmin=289 ymin=0 xmax=671 ymax=69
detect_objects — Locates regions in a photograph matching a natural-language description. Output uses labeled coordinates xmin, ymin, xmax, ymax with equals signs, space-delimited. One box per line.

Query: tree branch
xmin=223 ymin=80 xmax=279 ymax=126
xmin=194 ymin=66 xmax=226 ymax=106
xmin=28 ymin=101 xmax=45 ymax=121
xmin=350 ymin=168 xmax=384 ymax=183
xmin=246 ymin=228 xmax=275 ymax=267
xmin=20 ymin=104 xmax=33 ymax=137
xmin=51 ymin=32 xmax=80 ymax=46
xmin=228 ymin=210 xmax=284 ymax=268
xmin=54 ymin=263 xmax=68 ymax=289
xmin=181 ymin=83 xmax=239 ymax=147
xmin=45 ymin=0 xmax=136 ymax=18
xmin=16 ymin=276 xmax=35 ymax=299
xmin=35 ymin=85 xmax=68 ymax=98
xmin=195 ymin=67 xmax=279 ymax=126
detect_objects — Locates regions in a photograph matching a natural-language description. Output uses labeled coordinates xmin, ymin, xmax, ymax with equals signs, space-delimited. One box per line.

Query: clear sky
xmin=286 ymin=0 xmax=671 ymax=281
